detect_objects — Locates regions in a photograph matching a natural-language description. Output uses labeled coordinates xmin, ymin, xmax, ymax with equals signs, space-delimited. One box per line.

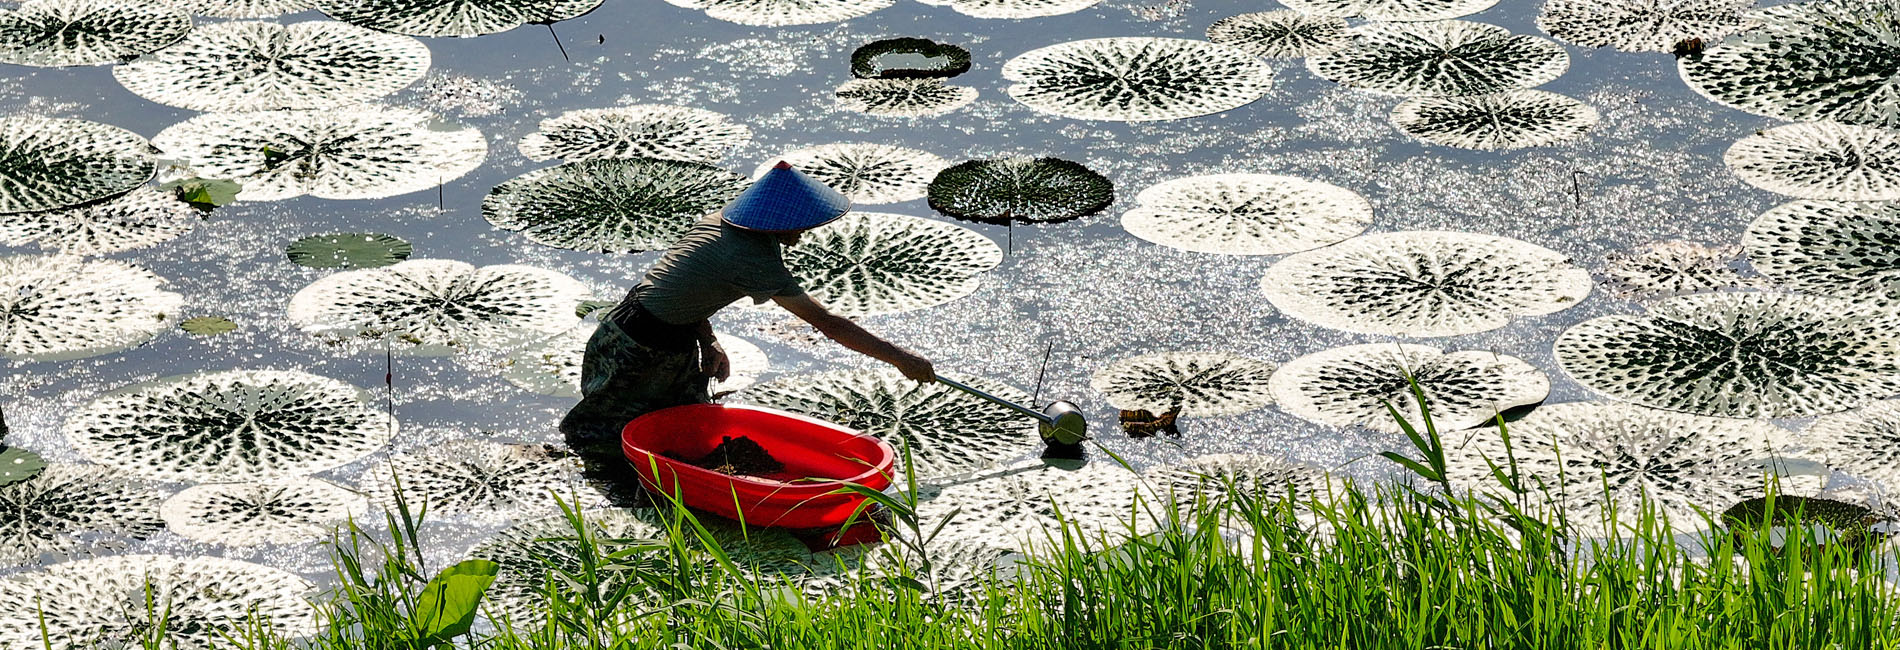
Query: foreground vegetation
xmin=206 ymin=402 xmax=1900 ymax=650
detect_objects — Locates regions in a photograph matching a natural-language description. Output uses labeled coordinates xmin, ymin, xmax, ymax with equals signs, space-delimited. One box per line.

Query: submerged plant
xmin=0 ymin=463 xmax=162 ymax=567
xmin=359 ymin=440 xmax=590 ymax=522
xmin=1090 ymin=351 xmax=1277 ymax=417
xmin=517 ymin=105 xmax=752 ymax=164
xmin=0 ymin=186 xmax=198 ymax=255
xmin=1390 ymin=89 xmax=1600 ymax=151
xmin=160 ymin=477 xmax=367 ymax=546
xmin=285 ymin=233 xmax=414 ymax=270
xmin=0 ymin=255 xmax=183 ymax=362
xmin=1269 ymin=343 xmax=1548 ymax=433
xmin=1599 ymin=239 xmax=1750 ymax=300
xmin=834 ymin=78 xmax=977 ymax=117
xmin=1119 ymin=173 xmax=1371 ymax=255
xmin=0 ymin=554 xmax=317 ymax=649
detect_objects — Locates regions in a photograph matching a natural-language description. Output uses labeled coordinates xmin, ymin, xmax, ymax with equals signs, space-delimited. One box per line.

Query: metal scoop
xmin=934 ymin=375 xmax=1087 ymax=445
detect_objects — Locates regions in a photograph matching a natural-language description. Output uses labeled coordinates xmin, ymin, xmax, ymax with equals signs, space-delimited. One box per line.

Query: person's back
xmin=607 ymin=214 xmax=804 ymax=330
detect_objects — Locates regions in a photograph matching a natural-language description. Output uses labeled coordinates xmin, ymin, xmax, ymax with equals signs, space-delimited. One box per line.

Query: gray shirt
xmin=612 ymin=214 xmax=805 ymax=325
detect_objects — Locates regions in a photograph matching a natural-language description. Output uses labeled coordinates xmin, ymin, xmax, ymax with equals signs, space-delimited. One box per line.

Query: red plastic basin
xmin=620 ymin=403 xmax=894 ymax=529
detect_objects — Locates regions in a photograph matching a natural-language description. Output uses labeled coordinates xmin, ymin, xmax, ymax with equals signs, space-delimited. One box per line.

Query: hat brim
xmin=721 ymin=198 xmax=853 ymax=233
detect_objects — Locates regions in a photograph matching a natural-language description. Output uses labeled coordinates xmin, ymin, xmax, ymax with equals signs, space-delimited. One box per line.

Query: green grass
xmin=187 ymin=399 xmax=1900 ymax=649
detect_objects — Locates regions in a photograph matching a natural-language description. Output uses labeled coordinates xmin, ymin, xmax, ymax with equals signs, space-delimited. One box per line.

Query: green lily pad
xmin=850 ymin=37 xmax=971 ymax=79
xmin=179 ymin=316 xmax=237 ymax=336
xmin=0 ymin=447 xmax=47 ymax=488
xmin=927 ymin=156 xmax=1114 ymax=225
xmin=159 ymin=177 xmax=241 ymax=212
xmin=286 ymin=233 xmax=414 ymax=269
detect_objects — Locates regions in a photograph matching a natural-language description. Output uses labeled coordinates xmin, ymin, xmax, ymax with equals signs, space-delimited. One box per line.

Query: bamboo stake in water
xmin=548 ymin=24 xmax=570 ymax=62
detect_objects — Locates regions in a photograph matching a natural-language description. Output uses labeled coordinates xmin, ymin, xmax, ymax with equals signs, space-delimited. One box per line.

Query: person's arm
xmin=692 ymin=319 xmax=729 ymax=381
xmin=772 ymin=293 xmax=934 ymax=382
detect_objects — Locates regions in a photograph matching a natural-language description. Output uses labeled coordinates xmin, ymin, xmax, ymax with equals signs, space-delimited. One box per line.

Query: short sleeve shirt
xmin=612 ymin=214 xmax=805 ymax=325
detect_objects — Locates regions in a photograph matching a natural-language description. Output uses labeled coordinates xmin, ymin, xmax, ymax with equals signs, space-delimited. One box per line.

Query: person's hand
xmin=892 ymin=353 xmax=934 ymax=383
xmin=699 ymin=343 xmax=731 ymax=381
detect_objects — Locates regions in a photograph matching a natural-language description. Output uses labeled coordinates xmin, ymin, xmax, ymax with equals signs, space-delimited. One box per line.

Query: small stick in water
xmin=547 ymin=24 xmax=570 ymax=62
xmin=1571 ymin=170 xmax=1585 ymax=206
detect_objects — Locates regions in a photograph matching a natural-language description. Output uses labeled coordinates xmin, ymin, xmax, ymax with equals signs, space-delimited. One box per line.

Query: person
xmin=559 ymin=161 xmax=936 ymax=460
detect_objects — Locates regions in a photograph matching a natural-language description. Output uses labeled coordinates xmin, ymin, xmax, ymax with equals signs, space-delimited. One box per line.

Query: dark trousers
xmin=556 ymin=318 xmax=710 ymax=461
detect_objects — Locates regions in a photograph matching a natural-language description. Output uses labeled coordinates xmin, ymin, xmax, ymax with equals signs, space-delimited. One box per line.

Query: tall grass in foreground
xmin=221 ymin=401 xmax=1900 ymax=650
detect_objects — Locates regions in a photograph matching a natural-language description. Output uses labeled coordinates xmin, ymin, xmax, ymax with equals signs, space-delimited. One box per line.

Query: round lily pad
xmin=1119 ymin=173 xmax=1371 ymax=255
xmin=517 ymin=105 xmax=752 ymax=164
xmin=759 ymin=144 xmax=948 ymax=205
xmin=779 ymin=211 xmax=1002 ymax=316
xmin=493 ymin=324 xmax=767 ymax=397
xmin=1390 ymin=90 xmax=1600 ymax=151
xmin=1679 ymin=0 xmax=1900 ymax=128
xmin=742 ymin=369 xmax=1040 ymax=480
xmin=358 ymin=440 xmax=587 ymax=523
xmin=1091 ymin=351 xmax=1278 ymax=417
xmin=1268 ymin=343 xmax=1549 ymax=434
xmin=1555 ymin=292 xmax=1900 ymax=418
xmin=0 ymin=255 xmax=183 ymax=362
xmin=0 ymin=115 xmax=156 ymax=215
xmin=65 ymin=369 xmax=395 ymax=482
xmin=1799 ymin=399 xmax=1900 ymax=493
xmin=178 ymin=316 xmax=237 ymax=336
xmin=1445 ymin=402 xmax=1796 ymax=533
xmin=0 ymin=0 xmax=191 ymax=67
xmin=1260 ymin=231 xmax=1593 ymax=337
xmin=1744 ymin=200 xmax=1900 ymax=304
xmin=661 ymin=0 xmax=892 ymax=26
xmin=1723 ymin=121 xmax=1900 ymax=201
xmin=1145 ymin=454 xmax=1340 ymax=527
xmin=160 ymin=477 xmax=367 ymax=546
xmin=851 ymin=38 xmax=970 ymax=79
xmin=482 ymin=158 xmax=747 ymax=254
xmin=0 ymin=463 xmax=162 ymax=567
xmin=1206 ymin=10 xmax=1351 ymax=59
xmin=153 ymin=106 xmax=487 ymax=202
xmin=915 ymin=461 xmax=1159 ymax=555
xmin=0 ymin=186 xmax=198 ymax=255
xmin=927 ymin=157 xmax=1113 ymax=225
xmin=285 ymin=233 xmax=414 ymax=270
xmin=1600 ymin=240 xmax=1749 ymax=301
xmin=157 ymin=0 xmax=317 ymax=18
xmin=1003 ymin=38 xmax=1274 ymax=122
xmin=1307 ymin=21 xmax=1569 ymax=97
xmin=834 ymin=78 xmax=977 ymax=118
xmin=113 ymin=20 xmax=431 ymax=113
xmin=1280 ymin=0 xmax=1497 ymax=21
xmin=918 ymin=0 xmax=1096 ymax=18
xmin=318 ymin=0 xmax=604 ymax=37
xmin=0 ymin=555 xmax=317 ymax=648
xmin=1537 ymin=0 xmax=1757 ymax=53
xmin=287 ymin=259 xmax=589 ymax=353
xmin=0 ymin=447 xmax=43 ymax=488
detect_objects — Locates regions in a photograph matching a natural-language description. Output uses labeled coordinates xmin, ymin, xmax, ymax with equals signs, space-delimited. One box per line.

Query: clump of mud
xmin=664 ymin=436 xmax=785 ymax=477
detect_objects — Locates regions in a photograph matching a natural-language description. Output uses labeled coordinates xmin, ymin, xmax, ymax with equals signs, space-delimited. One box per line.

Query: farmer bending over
xmin=559 ymin=161 xmax=936 ymax=459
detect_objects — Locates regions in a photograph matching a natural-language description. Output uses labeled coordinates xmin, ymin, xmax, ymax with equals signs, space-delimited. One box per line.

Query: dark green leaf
xmin=0 ymin=446 xmax=47 ymax=488
xmin=286 ymin=233 xmax=414 ymax=269
xmin=159 ymin=177 xmax=241 ymax=212
xmin=179 ymin=316 xmax=237 ymax=336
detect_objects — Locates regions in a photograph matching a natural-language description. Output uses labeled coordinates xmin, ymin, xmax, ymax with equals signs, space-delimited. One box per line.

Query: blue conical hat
xmin=721 ymin=161 xmax=852 ymax=232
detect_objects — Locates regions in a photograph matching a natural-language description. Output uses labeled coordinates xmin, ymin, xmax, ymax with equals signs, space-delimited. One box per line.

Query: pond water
xmin=3 ymin=0 xmax=1897 ymax=641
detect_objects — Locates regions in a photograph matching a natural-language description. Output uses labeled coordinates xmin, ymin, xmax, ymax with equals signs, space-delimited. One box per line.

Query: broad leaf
xmin=0 ymin=446 xmax=47 ymax=488
xmin=407 ymin=558 xmax=499 ymax=647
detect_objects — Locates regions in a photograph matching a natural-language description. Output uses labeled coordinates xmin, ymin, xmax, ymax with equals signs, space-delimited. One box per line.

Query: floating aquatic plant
xmin=662 ymin=0 xmax=891 ymax=26
xmin=1555 ymin=292 xmax=1900 ymax=418
xmin=0 ymin=115 xmax=156 ymax=215
xmin=517 ymin=105 xmax=752 ymax=164
xmin=1798 ymin=399 xmax=1900 ymax=492
xmin=160 ymin=477 xmax=366 ymax=546
xmin=917 ymin=461 xmax=1159 ymax=554
xmin=0 ymin=447 xmax=41 ymax=487
xmin=287 ymin=259 xmax=589 ymax=353
xmin=1269 ymin=343 xmax=1549 ymax=433
xmin=1144 ymin=453 xmax=1338 ymax=527
xmin=0 ymin=0 xmax=191 ymax=67
xmin=1390 ymin=90 xmax=1600 ymax=151
xmin=494 ymin=324 xmax=767 ymax=397
xmin=1205 ymin=10 xmax=1351 ymax=59
xmin=1744 ymin=201 xmax=1900 ymax=304
xmin=0 ymin=463 xmax=162 ymax=567
xmin=1119 ymin=173 xmax=1371 ymax=255
xmin=1091 ymin=351 xmax=1277 ymax=417
xmin=1003 ymin=37 xmax=1274 ymax=122
xmin=927 ymin=157 xmax=1113 ymax=225
xmin=359 ymin=440 xmax=587 ymax=522
xmin=483 ymin=158 xmax=746 ymax=253
xmin=0 ymin=187 xmax=197 ymax=255
xmin=285 ymin=233 xmax=414 ymax=270
xmin=742 ymin=369 xmax=1039 ymax=480
xmin=0 ymin=554 xmax=316 ymax=649
xmin=1279 ymin=0 xmax=1497 ymax=21
xmin=777 ymin=212 xmax=1002 ymax=316
xmin=153 ymin=107 xmax=486 ymax=202
xmin=64 ymin=369 xmax=395 ymax=482
xmin=918 ymin=0 xmax=1096 ymax=18
xmin=114 ymin=20 xmax=430 ymax=113
xmin=1260 ymin=231 xmax=1592 ymax=337
xmin=317 ymin=0 xmax=604 ymax=37
xmin=760 ymin=143 xmax=947 ymax=205
xmin=157 ymin=0 xmax=316 ymax=18
xmin=1307 ymin=21 xmax=1569 ymax=97
xmin=1679 ymin=0 xmax=1900 ymax=128
xmin=160 ymin=177 xmax=241 ymax=213
xmin=178 ymin=316 xmax=237 ymax=336
xmin=0 ymin=255 xmax=183 ymax=362
xmin=1600 ymin=239 xmax=1749 ymax=300
xmin=1536 ymin=0 xmax=1757 ymax=53
xmin=1445 ymin=402 xmax=1794 ymax=533
xmin=850 ymin=37 xmax=971 ymax=78
xmin=1723 ymin=122 xmax=1900 ymax=202
xmin=834 ymin=78 xmax=977 ymax=117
